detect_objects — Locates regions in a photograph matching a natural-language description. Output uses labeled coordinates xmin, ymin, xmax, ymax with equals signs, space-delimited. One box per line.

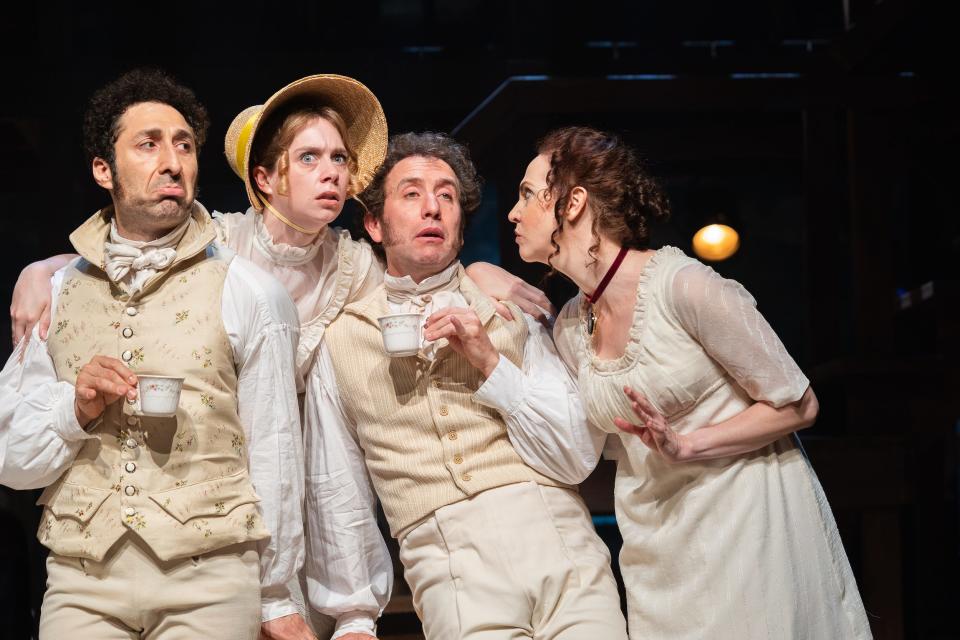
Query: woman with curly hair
xmin=507 ymin=126 xmax=872 ymax=639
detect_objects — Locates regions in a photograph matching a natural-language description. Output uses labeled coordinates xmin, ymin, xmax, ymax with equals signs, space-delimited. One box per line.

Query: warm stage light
xmin=692 ymin=224 xmax=740 ymax=261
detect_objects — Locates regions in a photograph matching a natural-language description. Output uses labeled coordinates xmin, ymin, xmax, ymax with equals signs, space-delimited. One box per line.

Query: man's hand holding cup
xmin=74 ymin=355 xmax=138 ymax=427
xmin=423 ymin=307 xmax=500 ymax=377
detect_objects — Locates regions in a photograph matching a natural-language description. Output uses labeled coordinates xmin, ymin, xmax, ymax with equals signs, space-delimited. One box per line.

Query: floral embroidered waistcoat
xmin=39 ymin=205 xmax=270 ymax=562
xmin=325 ymin=269 xmax=569 ymax=537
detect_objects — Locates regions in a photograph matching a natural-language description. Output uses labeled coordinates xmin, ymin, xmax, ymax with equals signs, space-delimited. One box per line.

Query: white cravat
xmin=383 ymin=260 xmax=462 ymax=360
xmin=103 ymin=218 xmax=189 ymax=295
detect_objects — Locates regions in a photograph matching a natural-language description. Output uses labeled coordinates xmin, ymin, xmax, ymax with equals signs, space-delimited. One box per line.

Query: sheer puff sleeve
xmin=668 ymin=262 xmax=809 ymax=408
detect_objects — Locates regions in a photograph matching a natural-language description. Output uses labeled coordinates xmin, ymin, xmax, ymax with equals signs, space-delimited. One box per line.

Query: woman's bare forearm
xmin=686 ymin=387 xmax=819 ymax=461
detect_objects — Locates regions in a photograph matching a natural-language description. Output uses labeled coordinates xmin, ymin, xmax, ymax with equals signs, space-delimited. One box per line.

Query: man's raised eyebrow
xmin=395 ymin=177 xmax=425 ymax=190
xmin=435 ymin=177 xmax=459 ymax=191
xmin=133 ymin=127 xmax=195 ymax=142
xmin=174 ymin=127 xmax=195 ymax=139
xmin=133 ymin=128 xmax=164 ymax=140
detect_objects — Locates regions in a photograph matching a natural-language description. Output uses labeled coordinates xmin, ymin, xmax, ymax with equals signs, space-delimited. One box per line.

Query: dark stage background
xmin=1 ymin=1 xmax=957 ymax=638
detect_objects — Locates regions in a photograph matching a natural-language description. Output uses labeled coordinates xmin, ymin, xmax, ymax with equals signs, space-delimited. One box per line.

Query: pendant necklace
xmin=585 ymin=246 xmax=629 ymax=335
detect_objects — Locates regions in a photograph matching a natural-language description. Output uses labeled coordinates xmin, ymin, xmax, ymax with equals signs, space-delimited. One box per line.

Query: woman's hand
xmin=464 ymin=262 xmax=556 ymax=325
xmin=10 ymin=254 xmax=75 ymax=347
xmin=614 ymin=386 xmax=692 ymax=463
xmin=11 ymin=260 xmax=56 ymax=347
xmin=617 ymin=386 xmax=819 ymax=463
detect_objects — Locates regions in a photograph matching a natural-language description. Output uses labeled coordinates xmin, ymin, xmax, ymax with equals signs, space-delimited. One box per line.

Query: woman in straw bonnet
xmin=219 ymin=74 xmax=389 ymax=385
xmin=220 ymin=75 xmax=386 ymax=640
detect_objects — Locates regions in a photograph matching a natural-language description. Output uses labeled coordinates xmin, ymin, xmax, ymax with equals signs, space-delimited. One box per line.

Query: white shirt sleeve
xmin=473 ymin=314 xmax=605 ymax=484
xmin=302 ymin=341 xmax=393 ymax=640
xmin=223 ymin=255 xmax=305 ymax=623
xmin=0 ymin=267 xmax=97 ymax=490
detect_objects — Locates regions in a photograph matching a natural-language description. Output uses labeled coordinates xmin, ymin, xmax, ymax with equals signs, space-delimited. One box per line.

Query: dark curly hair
xmin=538 ymin=126 xmax=670 ymax=269
xmin=83 ymin=68 xmax=210 ymax=171
xmin=357 ymin=132 xmax=482 ymax=259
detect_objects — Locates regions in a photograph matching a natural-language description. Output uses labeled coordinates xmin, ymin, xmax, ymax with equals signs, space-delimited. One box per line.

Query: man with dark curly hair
xmin=302 ymin=132 xmax=628 ymax=639
xmin=0 ymin=69 xmax=307 ymax=640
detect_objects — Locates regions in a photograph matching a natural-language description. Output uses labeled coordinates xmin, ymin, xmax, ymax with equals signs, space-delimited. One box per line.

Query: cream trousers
xmin=39 ymin=533 xmax=260 ymax=639
xmin=399 ymin=482 xmax=628 ymax=640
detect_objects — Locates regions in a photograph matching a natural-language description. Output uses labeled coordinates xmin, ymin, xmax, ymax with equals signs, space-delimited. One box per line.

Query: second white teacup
xmin=377 ymin=313 xmax=422 ymax=357
xmin=134 ymin=374 xmax=185 ymax=417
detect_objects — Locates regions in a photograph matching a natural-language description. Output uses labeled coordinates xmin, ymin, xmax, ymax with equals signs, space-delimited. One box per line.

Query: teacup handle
xmin=128 ymin=391 xmax=142 ymax=416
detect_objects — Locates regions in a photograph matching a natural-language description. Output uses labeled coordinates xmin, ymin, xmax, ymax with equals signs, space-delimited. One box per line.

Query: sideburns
xmin=112 ymin=166 xmax=125 ymax=200
xmin=379 ymin=217 xmax=400 ymax=248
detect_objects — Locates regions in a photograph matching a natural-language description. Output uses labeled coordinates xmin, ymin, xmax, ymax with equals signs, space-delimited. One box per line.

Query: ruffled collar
xmin=580 ymin=245 xmax=686 ymax=374
xmin=295 ymin=228 xmax=359 ymax=379
xmin=252 ymin=212 xmax=327 ymax=266
xmin=383 ymin=260 xmax=461 ymax=306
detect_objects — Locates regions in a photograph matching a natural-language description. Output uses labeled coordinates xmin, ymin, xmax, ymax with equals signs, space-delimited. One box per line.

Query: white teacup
xmin=134 ymin=375 xmax=185 ymax=417
xmin=377 ymin=313 xmax=422 ymax=357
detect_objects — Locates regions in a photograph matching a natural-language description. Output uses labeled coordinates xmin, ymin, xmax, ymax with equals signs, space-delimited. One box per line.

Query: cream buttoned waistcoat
xmin=324 ymin=269 xmax=570 ymax=536
xmin=39 ymin=205 xmax=270 ymax=562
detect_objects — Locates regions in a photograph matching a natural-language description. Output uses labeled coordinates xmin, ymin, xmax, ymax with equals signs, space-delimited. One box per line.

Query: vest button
xmin=121 ymin=350 xmax=133 ymax=362
xmin=447 ymin=431 xmax=457 ymax=441
xmin=126 ymin=416 xmax=138 ymax=426
xmin=439 ymin=406 xmax=449 ymax=416
xmin=122 ymin=327 xmax=134 ymax=338
xmin=453 ymin=455 xmax=463 ymax=465
xmin=124 ymin=507 xmax=136 ymax=517
xmin=125 ymin=438 xmax=137 ymax=449
xmin=125 ymin=307 xmax=138 ymax=316
xmin=461 ymin=473 xmax=472 ymax=482
xmin=124 ymin=485 xmax=136 ymax=496
xmin=125 ymin=462 xmax=136 ymax=473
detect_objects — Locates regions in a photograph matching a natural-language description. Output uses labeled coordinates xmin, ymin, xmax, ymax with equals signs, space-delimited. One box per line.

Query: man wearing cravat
xmin=301 ymin=132 xmax=626 ymax=640
xmin=0 ymin=69 xmax=305 ymax=639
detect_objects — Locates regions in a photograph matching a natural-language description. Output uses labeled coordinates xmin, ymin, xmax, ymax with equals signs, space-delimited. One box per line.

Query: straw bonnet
xmin=224 ymin=74 xmax=388 ymax=211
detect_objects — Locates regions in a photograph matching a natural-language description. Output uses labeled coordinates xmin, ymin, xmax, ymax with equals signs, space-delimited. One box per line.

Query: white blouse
xmin=212 ymin=209 xmax=382 ymax=382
